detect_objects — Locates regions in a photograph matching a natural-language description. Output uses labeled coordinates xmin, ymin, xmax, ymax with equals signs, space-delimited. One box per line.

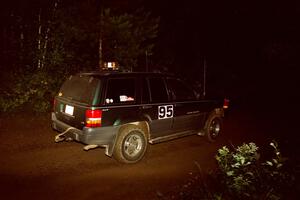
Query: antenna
xmin=203 ymin=58 xmax=207 ymax=97
xmin=145 ymin=50 xmax=148 ymax=72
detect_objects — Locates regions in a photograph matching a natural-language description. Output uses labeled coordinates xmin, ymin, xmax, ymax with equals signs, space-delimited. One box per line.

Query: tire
xmin=113 ymin=126 xmax=148 ymax=164
xmin=204 ymin=112 xmax=223 ymax=142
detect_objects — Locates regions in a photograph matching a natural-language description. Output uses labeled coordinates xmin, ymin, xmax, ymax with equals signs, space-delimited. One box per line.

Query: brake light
xmin=85 ymin=109 xmax=102 ymax=127
xmin=223 ymin=98 xmax=230 ymax=109
xmin=53 ymin=98 xmax=57 ymax=111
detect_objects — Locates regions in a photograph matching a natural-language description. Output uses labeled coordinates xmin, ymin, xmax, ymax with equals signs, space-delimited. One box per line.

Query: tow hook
xmin=83 ymin=144 xmax=99 ymax=151
xmin=54 ymin=127 xmax=76 ymax=143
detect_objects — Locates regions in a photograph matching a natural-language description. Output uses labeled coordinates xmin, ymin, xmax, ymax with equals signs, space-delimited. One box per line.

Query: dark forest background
xmin=1 ymin=0 xmax=299 ymax=111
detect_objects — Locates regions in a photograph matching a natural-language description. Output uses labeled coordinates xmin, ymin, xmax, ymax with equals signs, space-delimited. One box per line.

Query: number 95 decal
xmin=158 ymin=105 xmax=174 ymax=119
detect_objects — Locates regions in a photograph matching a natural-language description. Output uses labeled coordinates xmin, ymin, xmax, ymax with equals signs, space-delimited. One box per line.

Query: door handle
xmin=175 ymin=103 xmax=183 ymax=107
xmin=142 ymin=105 xmax=152 ymax=109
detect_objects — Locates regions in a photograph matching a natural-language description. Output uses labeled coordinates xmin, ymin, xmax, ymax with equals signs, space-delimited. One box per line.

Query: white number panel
xmin=158 ymin=105 xmax=174 ymax=119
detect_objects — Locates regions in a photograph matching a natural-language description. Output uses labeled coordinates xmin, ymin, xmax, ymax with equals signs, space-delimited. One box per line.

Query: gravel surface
xmin=0 ymin=106 xmax=291 ymax=200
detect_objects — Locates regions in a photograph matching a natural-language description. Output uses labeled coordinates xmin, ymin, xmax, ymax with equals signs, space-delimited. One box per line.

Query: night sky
xmin=1 ymin=0 xmax=299 ymax=105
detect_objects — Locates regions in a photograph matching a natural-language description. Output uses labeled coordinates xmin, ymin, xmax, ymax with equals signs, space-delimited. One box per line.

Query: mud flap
xmin=106 ymin=140 xmax=116 ymax=157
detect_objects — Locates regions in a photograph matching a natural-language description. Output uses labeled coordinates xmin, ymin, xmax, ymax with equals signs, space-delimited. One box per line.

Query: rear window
xmin=58 ymin=75 xmax=101 ymax=105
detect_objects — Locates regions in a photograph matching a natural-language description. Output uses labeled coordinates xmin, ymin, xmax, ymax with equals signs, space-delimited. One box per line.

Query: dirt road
xmin=0 ymin=106 xmax=289 ymax=200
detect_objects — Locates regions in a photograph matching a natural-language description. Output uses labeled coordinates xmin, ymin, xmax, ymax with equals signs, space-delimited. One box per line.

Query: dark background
xmin=1 ymin=0 xmax=299 ymax=107
xmin=0 ymin=1 xmax=299 ymax=198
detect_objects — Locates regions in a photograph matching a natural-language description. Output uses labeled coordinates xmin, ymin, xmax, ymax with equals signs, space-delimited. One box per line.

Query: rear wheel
xmin=113 ymin=126 xmax=147 ymax=164
xmin=204 ymin=113 xmax=223 ymax=142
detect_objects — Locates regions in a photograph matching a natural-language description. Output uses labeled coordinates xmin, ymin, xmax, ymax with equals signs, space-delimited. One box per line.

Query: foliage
xmin=0 ymin=68 xmax=67 ymax=112
xmin=216 ymin=143 xmax=259 ymax=198
xmin=215 ymin=142 xmax=295 ymax=199
xmin=0 ymin=1 xmax=69 ymax=112
xmin=101 ymin=8 xmax=160 ymax=71
xmin=0 ymin=1 xmax=159 ymax=112
xmin=156 ymin=141 xmax=297 ymax=200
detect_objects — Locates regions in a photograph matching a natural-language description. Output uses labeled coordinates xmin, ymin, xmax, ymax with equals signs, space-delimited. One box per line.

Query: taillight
xmin=223 ymin=98 xmax=229 ymax=109
xmin=53 ymin=98 xmax=57 ymax=111
xmin=85 ymin=109 xmax=102 ymax=127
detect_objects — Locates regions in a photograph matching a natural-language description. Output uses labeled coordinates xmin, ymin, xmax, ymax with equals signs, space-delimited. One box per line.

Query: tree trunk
xmin=37 ymin=0 xmax=60 ymax=70
xmin=37 ymin=9 xmax=42 ymax=69
xmin=99 ymin=35 xmax=103 ymax=70
xmin=98 ymin=7 xmax=104 ymax=71
xmin=41 ymin=0 xmax=60 ymax=69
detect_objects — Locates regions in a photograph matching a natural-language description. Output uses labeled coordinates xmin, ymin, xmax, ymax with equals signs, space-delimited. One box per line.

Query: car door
xmin=142 ymin=76 xmax=174 ymax=138
xmin=101 ymin=77 xmax=139 ymax=127
xmin=166 ymin=78 xmax=205 ymax=132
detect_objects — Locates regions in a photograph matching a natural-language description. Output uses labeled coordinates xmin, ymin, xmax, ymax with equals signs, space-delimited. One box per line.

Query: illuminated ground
xmin=0 ymin=105 xmax=297 ymax=199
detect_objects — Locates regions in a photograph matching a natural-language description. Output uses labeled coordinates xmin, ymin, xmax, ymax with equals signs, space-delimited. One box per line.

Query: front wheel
xmin=204 ymin=113 xmax=223 ymax=142
xmin=113 ymin=126 xmax=148 ymax=164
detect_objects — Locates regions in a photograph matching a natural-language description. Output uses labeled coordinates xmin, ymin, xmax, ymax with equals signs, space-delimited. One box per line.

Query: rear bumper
xmin=51 ymin=112 xmax=119 ymax=146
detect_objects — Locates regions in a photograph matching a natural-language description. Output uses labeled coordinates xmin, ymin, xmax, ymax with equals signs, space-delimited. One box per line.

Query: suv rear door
xmin=54 ymin=75 xmax=101 ymax=129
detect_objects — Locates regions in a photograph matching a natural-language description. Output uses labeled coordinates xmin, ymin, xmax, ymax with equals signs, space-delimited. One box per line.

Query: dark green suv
xmin=52 ymin=71 xmax=228 ymax=163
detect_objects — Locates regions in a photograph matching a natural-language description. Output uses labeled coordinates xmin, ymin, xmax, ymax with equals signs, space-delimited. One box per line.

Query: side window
xmin=167 ymin=78 xmax=196 ymax=101
xmin=142 ymin=78 xmax=150 ymax=104
xmin=105 ymin=78 xmax=136 ymax=104
xmin=148 ymin=77 xmax=169 ymax=103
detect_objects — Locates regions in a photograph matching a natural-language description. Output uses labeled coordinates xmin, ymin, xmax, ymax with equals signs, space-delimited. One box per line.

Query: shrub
xmin=0 ymin=69 xmax=67 ymax=112
xmin=215 ymin=141 xmax=295 ymax=199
